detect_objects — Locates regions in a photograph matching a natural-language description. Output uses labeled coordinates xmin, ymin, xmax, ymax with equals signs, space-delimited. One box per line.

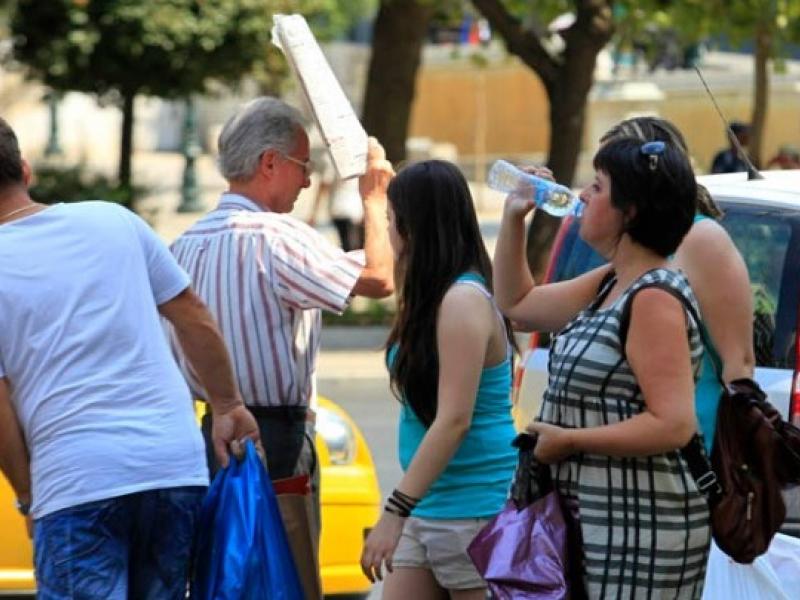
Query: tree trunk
xmin=361 ymin=0 xmax=433 ymax=164
xmin=118 ymin=90 xmax=136 ymax=210
xmin=527 ymin=3 xmax=614 ymax=279
xmin=471 ymin=0 xmax=613 ymax=276
xmin=750 ymin=21 xmax=771 ymax=170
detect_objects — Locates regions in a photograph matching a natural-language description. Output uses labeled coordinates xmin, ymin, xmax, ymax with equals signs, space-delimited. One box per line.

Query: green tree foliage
xmin=700 ymin=0 xmax=800 ymax=168
xmin=613 ymin=0 xmax=800 ymax=168
xmin=9 ymin=0 xmax=370 ymax=209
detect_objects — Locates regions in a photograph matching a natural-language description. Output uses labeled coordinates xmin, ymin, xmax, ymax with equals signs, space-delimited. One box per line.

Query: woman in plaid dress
xmin=494 ymin=137 xmax=711 ymax=598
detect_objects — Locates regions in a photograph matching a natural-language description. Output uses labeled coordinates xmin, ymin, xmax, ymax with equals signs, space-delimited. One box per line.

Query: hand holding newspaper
xmin=272 ymin=14 xmax=368 ymax=180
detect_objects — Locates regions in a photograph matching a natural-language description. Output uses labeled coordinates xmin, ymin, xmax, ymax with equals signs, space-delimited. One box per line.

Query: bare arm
xmin=675 ymin=220 xmax=754 ymax=381
xmin=0 ymin=378 xmax=31 ymax=507
xmin=530 ymin=290 xmax=696 ymax=460
xmin=493 ymin=194 xmax=611 ymax=331
xmin=351 ymin=137 xmax=394 ymax=299
xmin=393 ymin=287 xmax=491 ymax=497
xmin=159 ymin=288 xmax=258 ymax=467
xmin=361 ymin=286 xmax=493 ymax=581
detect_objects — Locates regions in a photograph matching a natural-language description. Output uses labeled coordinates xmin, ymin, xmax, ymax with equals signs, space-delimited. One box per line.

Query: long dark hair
xmin=386 ymin=160 xmax=511 ymax=427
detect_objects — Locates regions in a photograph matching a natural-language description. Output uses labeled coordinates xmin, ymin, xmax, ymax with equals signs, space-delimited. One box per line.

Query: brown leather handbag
xmin=618 ymin=281 xmax=800 ymax=563
xmin=706 ymin=378 xmax=799 ymax=563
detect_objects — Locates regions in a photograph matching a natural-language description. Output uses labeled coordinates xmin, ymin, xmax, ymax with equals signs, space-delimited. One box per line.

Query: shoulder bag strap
xmin=617 ymin=281 xmax=724 ymax=504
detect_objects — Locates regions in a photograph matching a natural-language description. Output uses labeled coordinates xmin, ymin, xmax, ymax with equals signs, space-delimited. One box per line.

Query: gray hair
xmin=217 ymin=97 xmax=306 ymax=181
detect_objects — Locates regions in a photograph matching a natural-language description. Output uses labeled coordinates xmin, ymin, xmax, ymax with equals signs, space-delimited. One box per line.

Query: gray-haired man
xmin=169 ymin=97 xmax=394 ymax=590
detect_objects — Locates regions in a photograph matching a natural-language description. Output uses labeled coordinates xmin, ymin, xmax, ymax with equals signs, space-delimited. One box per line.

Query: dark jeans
xmin=34 ymin=486 xmax=205 ymax=600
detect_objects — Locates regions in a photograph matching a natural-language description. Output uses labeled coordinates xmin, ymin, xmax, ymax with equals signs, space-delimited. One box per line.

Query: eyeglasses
xmin=281 ymin=153 xmax=315 ymax=176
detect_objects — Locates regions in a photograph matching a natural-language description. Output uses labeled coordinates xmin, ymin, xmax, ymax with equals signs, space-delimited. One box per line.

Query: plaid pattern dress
xmin=540 ymin=268 xmax=711 ymax=599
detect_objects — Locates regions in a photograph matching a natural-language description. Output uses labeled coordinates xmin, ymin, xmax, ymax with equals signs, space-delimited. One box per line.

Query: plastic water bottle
xmin=487 ymin=159 xmax=579 ymax=217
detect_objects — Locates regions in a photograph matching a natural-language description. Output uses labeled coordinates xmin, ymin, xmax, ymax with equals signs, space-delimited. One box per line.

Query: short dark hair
xmin=593 ymin=137 xmax=696 ymax=257
xmin=0 ymin=118 xmax=23 ymax=190
xmin=601 ymin=115 xmax=721 ymax=219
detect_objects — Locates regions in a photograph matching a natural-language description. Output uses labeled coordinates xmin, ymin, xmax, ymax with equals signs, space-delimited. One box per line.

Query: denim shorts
xmin=34 ymin=486 xmax=206 ymax=600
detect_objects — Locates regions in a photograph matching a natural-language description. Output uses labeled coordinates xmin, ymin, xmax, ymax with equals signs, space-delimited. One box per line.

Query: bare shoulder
xmin=675 ymin=218 xmax=744 ymax=277
xmin=631 ymin=286 xmax=685 ymax=315
xmin=678 ymin=218 xmax=735 ymax=258
xmin=441 ymin=281 xmax=492 ymax=312
xmin=439 ymin=282 xmax=494 ymax=331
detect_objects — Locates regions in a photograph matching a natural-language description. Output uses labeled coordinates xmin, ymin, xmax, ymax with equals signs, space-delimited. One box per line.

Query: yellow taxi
xmin=0 ymin=395 xmax=380 ymax=598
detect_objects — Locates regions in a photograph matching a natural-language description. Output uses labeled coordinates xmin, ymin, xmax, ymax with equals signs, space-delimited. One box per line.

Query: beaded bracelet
xmin=383 ymin=488 xmax=421 ymax=518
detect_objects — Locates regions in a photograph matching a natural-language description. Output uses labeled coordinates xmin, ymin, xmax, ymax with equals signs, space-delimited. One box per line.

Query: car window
xmin=548 ymin=206 xmax=797 ymax=368
xmin=722 ymin=208 xmax=794 ymax=368
xmin=553 ymin=217 xmax=606 ymax=282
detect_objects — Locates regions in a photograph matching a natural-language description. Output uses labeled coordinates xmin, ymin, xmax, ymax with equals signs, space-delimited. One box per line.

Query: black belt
xmin=247 ymin=405 xmax=309 ymax=423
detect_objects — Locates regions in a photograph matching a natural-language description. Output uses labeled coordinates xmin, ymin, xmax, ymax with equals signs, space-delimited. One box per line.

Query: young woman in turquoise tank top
xmin=360 ymin=160 xmax=517 ymax=599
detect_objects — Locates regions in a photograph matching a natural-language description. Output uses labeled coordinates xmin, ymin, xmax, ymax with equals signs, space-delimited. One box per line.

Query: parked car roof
xmin=699 ymin=169 xmax=800 ymax=209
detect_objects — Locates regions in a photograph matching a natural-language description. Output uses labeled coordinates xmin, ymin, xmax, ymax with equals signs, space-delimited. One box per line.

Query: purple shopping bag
xmin=468 ymin=494 xmax=568 ymax=599
xmin=468 ymin=433 xmax=584 ymax=600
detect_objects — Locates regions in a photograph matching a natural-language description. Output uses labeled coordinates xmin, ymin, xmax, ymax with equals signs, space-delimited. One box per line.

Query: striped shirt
xmin=169 ymin=193 xmax=364 ymax=408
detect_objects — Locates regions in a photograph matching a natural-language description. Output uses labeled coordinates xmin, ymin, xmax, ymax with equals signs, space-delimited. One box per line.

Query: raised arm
xmin=159 ymin=288 xmax=258 ymax=467
xmin=675 ymin=219 xmax=754 ymax=381
xmin=493 ymin=190 xmax=610 ymax=332
xmin=352 ymin=137 xmax=394 ymax=298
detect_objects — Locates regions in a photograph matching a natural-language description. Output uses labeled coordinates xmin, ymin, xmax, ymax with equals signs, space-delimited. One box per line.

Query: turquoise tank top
xmin=391 ymin=273 xmax=517 ymax=519
xmin=690 ymin=214 xmax=723 ymax=454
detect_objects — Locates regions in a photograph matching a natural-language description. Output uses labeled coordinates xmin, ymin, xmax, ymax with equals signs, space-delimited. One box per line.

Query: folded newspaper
xmin=272 ymin=14 xmax=368 ymax=180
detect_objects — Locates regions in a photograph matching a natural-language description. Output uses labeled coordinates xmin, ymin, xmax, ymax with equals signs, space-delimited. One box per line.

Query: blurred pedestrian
xmin=602 ymin=116 xmax=754 ymax=454
xmin=169 ymin=97 xmax=394 ymax=594
xmin=710 ymin=121 xmax=751 ymax=173
xmin=0 ymin=117 xmax=257 ymax=599
xmin=766 ymin=144 xmax=800 ymax=170
xmin=360 ymin=160 xmax=517 ymax=599
xmin=494 ymin=137 xmax=711 ymax=597
xmin=309 ymin=175 xmax=364 ymax=251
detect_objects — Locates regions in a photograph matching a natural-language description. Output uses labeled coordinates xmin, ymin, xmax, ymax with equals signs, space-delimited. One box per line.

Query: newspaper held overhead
xmin=272 ymin=14 xmax=368 ymax=180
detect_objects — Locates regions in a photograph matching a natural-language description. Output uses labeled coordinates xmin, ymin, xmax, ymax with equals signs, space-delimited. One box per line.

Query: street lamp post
xmin=177 ymin=97 xmax=203 ymax=213
xmin=44 ymin=91 xmax=64 ymax=158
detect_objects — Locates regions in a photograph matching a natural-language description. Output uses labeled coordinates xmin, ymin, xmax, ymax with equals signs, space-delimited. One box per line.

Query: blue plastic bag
xmin=192 ymin=440 xmax=304 ymax=600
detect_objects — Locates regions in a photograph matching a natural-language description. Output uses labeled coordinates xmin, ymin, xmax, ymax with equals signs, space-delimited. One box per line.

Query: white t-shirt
xmin=0 ymin=202 xmax=207 ymax=518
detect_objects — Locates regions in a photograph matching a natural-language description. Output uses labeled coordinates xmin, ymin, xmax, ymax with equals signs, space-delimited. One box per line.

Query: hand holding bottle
xmin=487 ymin=160 xmax=578 ymax=217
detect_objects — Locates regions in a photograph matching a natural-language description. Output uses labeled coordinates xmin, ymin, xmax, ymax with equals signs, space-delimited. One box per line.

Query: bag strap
xmin=617 ymin=281 xmax=724 ymax=505
xmin=618 ymin=281 xmax=725 ymax=390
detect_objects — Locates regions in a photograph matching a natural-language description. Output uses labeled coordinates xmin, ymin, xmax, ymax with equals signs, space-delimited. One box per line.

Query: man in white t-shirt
xmin=0 ymin=118 xmax=258 ymax=599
